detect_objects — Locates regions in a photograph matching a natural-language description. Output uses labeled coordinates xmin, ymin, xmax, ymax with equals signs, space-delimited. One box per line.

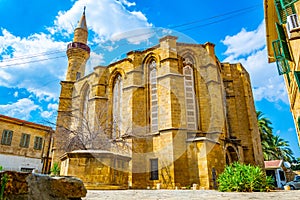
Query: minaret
xmin=66 ymin=6 xmax=90 ymax=81
xmin=53 ymin=7 xmax=90 ymax=165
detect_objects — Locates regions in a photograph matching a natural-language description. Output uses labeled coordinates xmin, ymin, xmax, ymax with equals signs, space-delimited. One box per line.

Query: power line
xmin=0 ymin=55 xmax=66 ymax=67
xmin=169 ymin=3 xmax=261 ymax=29
xmin=0 ymin=50 xmax=65 ymax=63
xmin=0 ymin=3 xmax=262 ymax=68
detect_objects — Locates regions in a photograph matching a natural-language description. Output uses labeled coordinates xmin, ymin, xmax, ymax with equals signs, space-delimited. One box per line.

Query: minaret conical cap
xmin=77 ymin=6 xmax=87 ymax=30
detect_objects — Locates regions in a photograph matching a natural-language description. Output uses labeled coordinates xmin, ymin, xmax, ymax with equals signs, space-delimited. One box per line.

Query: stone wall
xmin=60 ymin=151 xmax=130 ymax=189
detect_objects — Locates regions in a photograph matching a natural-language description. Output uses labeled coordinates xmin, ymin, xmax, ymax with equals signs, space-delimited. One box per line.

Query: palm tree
xmin=256 ymin=111 xmax=273 ymax=142
xmin=256 ymin=110 xmax=295 ymax=162
xmin=269 ymin=135 xmax=295 ymax=162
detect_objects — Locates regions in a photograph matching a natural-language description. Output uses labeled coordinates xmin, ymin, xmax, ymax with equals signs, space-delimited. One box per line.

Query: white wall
xmin=0 ymin=154 xmax=43 ymax=172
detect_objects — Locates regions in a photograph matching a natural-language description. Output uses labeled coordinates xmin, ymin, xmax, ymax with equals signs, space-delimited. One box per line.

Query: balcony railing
xmin=67 ymin=42 xmax=90 ymax=53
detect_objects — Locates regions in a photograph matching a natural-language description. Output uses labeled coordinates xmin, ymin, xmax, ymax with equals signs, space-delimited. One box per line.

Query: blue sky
xmin=0 ymin=0 xmax=299 ymax=157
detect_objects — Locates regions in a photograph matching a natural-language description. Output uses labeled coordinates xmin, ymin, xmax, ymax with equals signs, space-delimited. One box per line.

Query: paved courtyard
xmin=82 ymin=189 xmax=300 ymax=200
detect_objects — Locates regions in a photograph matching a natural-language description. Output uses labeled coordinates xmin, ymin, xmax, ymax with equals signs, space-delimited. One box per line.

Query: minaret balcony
xmin=67 ymin=42 xmax=90 ymax=53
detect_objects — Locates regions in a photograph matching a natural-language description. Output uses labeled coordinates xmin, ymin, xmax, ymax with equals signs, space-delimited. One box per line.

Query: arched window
xmin=149 ymin=60 xmax=158 ymax=132
xmin=112 ymin=74 xmax=123 ymax=139
xmin=183 ymin=57 xmax=197 ymax=130
xmin=82 ymin=88 xmax=90 ymax=120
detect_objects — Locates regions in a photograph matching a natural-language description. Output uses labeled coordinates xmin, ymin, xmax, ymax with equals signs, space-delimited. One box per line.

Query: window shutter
xmin=26 ymin=134 xmax=30 ymax=148
xmin=294 ymin=71 xmax=300 ymax=91
xmin=34 ymin=137 xmax=38 ymax=149
xmin=275 ymin=22 xmax=292 ymax=61
xmin=275 ymin=0 xmax=296 ymax=24
xmin=280 ymin=0 xmax=298 ymax=8
xmin=276 ymin=59 xmax=291 ymax=75
xmin=1 ymin=131 xmax=5 ymax=144
xmin=20 ymin=134 xmax=24 ymax=147
xmin=8 ymin=131 xmax=13 ymax=145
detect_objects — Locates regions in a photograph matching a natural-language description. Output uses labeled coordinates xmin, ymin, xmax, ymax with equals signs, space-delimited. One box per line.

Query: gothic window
xmin=112 ymin=74 xmax=123 ymax=139
xmin=183 ymin=58 xmax=197 ymax=130
xmin=149 ymin=60 xmax=158 ymax=132
xmin=82 ymin=87 xmax=90 ymax=120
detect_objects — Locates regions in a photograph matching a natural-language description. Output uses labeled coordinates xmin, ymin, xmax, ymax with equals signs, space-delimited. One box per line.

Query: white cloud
xmin=0 ymin=28 xmax=67 ymax=101
xmin=0 ymin=0 xmax=152 ymax=122
xmin=222 ymin=22 xmax=266 ymax=58
xmin=222 ymin=21 xmax=289 ymax=104
xmin=117 ymin=0 xmax=136 ymax=7
xmin=0 ymin=98 xmax=40 ymax=120
xmin=288 ymin=127 xmax=295 ymax=132
xmin=13 ymin=91 xmax=18 ymax=98
xmin=48 ymin=103 xmax=58 ymax=110
xmin=48 ymin=0 xmax=152 ymax=43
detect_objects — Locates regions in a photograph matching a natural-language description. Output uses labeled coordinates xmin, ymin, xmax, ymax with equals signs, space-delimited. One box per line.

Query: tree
xmin=266 ymin=135 xmax=295 ymax=163
xmin=257 ymin=110 xmax=295 ymax=163
xmin=256 ymin=111 xmax=273 ymax=142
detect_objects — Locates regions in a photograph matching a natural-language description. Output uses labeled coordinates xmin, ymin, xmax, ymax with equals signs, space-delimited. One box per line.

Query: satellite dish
xmin=284 ymin=161 xmax=291 ymax=168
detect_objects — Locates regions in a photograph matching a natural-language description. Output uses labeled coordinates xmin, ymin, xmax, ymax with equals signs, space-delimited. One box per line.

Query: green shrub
xmin=217 ymin=162 xmax=274 ymax=192
xmin=50 ymin=162 xmax=60 ymax=176
xmin=0 ymin=173 xmax=8 ymax=200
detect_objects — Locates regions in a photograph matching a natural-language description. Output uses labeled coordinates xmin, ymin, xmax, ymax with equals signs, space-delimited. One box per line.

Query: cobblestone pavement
xmin=82 ymin=189 xmax=300 ymax=200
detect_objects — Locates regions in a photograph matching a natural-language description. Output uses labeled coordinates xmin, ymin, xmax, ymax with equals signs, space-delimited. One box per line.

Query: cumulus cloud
xmin=0 ymin=28 xmax=67 ymax=101
xmin=48 ymin=0 xmax=152 ymax=43
xmin=222 ymin=22 xmax=266 ymax=58
xmin=0 ymin=0 xmax=150 ymax=123
xmin=0 ymin=98 xmax=40 ymax=120
xmin=222 ymin=20 xmax=289 ymax=104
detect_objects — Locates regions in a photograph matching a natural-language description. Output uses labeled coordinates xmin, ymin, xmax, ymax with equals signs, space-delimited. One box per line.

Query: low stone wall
xmin=60 ymin=150 xmax=131 ymax=190
xmin=0 ymin=171 xmax=86 ymax=200
xmin=27 ymin=173 xmax=87 ymax=200
xmin=0 ymin=171 xmax=29 ymax=200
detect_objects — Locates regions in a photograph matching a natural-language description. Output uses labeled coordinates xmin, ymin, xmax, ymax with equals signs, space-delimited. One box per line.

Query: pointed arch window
xmin=183 ymin=58 xmax=197 ymax=130
xmin=82 ymin=88 xmax=90 ymax=119
xmin=149 ymin=60 xmax=158 ymax=132
xmin=112 ymin=74 xmax=123 ymax=139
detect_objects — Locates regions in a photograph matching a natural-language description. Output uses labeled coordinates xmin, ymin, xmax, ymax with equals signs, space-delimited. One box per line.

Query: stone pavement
xmin=82 ymin=189 xmax=300 ymax=200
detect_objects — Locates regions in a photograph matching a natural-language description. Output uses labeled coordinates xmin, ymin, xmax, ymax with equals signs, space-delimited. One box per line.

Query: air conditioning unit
xmin=286 ymin=14 xmax=300 ymax=38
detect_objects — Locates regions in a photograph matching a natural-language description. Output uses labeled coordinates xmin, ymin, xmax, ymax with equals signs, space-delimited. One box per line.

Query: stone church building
xmin=53 ymin=10 xmax=264 ymax=189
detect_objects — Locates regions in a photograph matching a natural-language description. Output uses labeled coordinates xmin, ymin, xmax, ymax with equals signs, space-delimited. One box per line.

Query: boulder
xmin=0 ymin=171 xmax=30 ymax=200
xmin=26 ymin=173 xmax=87 ymax=200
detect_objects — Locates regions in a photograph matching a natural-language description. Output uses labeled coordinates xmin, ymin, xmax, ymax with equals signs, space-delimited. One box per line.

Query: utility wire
xmin=0 ymin=3 xmax=262 ymax=68
xmin=0 ymin=55 xmax=65 ymax=67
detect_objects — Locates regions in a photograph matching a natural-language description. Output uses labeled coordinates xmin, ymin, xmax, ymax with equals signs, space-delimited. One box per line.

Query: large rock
xmin=26 ymin=173 xmax=87 ymax=200
xmin=0 ymin=171 xmax=30 ymax=200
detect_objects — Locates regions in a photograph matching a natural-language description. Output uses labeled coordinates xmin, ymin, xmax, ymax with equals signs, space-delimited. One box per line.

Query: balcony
xmin=67 ymin=42 xmax=90 ymax=53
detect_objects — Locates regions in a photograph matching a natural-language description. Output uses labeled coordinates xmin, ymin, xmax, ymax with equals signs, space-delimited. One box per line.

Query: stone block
xmin=26 ymin=173 xmax=87 ymax=200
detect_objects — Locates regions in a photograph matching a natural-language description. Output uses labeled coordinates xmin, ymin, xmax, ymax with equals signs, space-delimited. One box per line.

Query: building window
xmin=150 ymin=60 xmax=158 ymax=132
xmin=150 ymin=158 xmax=159 ymax=180
xmin=20 ymin=133 xmax=30 ymax=148
xmin=183 ymin=58 xmax=197 ymax=130
xmin=21 ymin=168 xmax=34 ymax=173
xmin=34 ymin=136 xmax=43 ymax=150
xmin=112 ymin=74 xmax=123 ymax=139
xmin=1 ymin=130 xmax=13 ymax=145
xmin=294 ymin=71 xmax=300 ymax=91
